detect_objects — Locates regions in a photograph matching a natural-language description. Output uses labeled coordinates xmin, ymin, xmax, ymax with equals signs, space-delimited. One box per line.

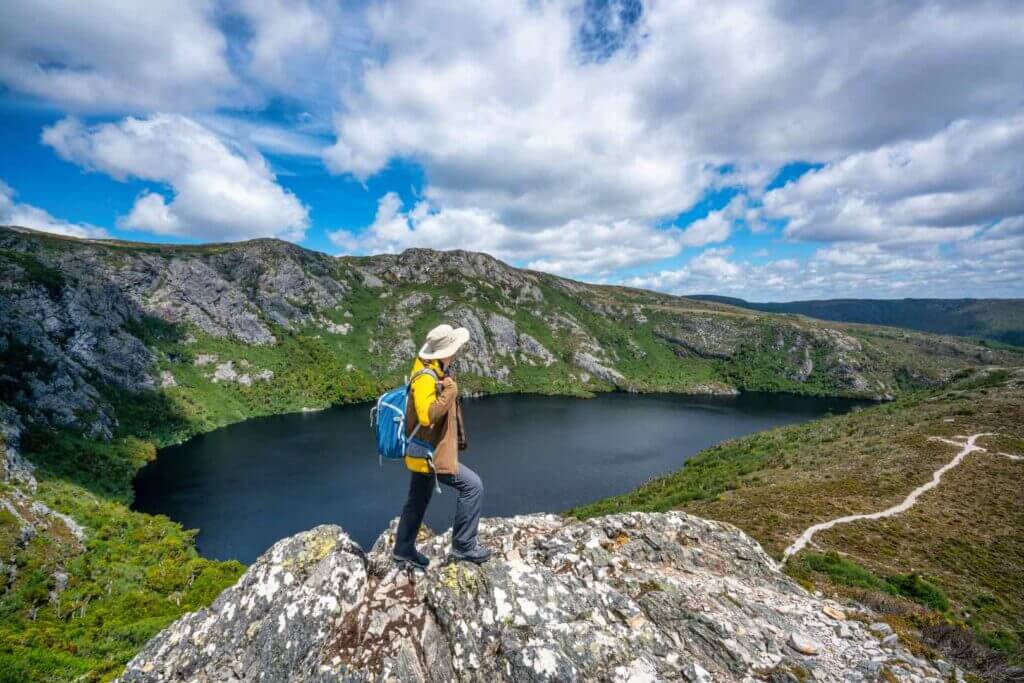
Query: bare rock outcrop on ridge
xmin=119 ymin=512 xmax=945 ymax=682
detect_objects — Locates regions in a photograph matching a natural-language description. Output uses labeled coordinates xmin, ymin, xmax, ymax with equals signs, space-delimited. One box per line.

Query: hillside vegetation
xmin=1 ymin=225 xmax=1022 ymax=680
xmin=573 ymin=368 xmax=1024 ymax=676
xmin=3 ymin=225 xmax=1018 ymax=446
xmin=694 ymin=295 xmax=1024 ymax=347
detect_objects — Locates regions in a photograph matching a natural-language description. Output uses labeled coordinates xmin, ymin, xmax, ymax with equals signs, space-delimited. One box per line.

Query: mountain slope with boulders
xmin=3 ymin=224 xmax=1018 ymax=445
xmin=2 ymin=224 xmax=1023 ymax=680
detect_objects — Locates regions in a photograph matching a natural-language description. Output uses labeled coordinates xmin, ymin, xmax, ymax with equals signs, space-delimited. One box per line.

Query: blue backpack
xmin=370 ymin=368 xmax=439 ymax=464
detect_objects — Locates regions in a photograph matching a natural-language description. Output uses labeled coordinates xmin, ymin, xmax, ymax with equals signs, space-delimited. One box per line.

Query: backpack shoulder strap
xmin=408 ymin=367 xmax=439 ymax=387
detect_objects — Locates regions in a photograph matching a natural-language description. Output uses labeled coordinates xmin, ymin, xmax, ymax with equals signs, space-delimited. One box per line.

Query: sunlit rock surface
xmin=119 ymin=512 xmax=944 ymax=682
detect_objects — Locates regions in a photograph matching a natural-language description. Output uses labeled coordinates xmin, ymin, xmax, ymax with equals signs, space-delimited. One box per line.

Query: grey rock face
xmin=139 ymin=256 xmax=277 ymax=345
xmin=0 ymin=403 xmax=34 ymax=491
xmin=447 ymin=307 xmax=509 ymax=381
xmin=518 ymin=332 xmax=556 ymax=366
xmin=0 ymin=403 xmax=86 ymax=593
xmin=119 ymin=512 xmax=944 ymax=682
xmin=486 ymin=313 xmax=518 ymax=356
xmin=1 ymin=249 xmax=157 ymax=436
xmin=357 ymin=249 xmax=543 ymax=307
xmin=120 ymin=526 xmax=367 ymax=683
xmin=0 ymin=230 xmax=365 ymax=431
xmin=573 ymin=351 xmax=626 ymax=387
xmin=654 ymin=314 xmax=754 ymax=360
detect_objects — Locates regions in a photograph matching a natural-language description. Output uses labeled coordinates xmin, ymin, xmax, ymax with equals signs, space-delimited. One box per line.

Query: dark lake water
xmin=133 ymin=392 xmax=866 ymax=563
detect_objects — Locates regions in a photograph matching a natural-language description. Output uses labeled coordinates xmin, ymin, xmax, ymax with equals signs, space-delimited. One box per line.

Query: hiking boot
xmin=393 ymin=549 xmax=430 ymax=570
xmin=451 ymin=543 xmax=492 ymax=564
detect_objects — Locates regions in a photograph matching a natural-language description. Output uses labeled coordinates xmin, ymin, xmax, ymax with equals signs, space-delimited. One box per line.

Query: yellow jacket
xmin=403 ymin=357 xmax=461 ymax=474
xmin=409 ymin=357 xmax=443 ymax=428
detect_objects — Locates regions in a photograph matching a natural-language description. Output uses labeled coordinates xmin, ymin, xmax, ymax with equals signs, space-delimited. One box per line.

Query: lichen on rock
xmin=118 ymin=512 xmax=946 ymax=682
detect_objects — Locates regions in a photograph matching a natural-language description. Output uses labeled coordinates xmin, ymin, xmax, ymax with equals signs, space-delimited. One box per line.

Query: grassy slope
xmin=571 ymin=369 xmax=1024 ymax=669
xmin=0 ymin=430 xmax=244 ymax=682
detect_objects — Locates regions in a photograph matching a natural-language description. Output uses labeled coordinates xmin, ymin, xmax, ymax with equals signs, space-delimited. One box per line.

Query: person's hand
xmin=441 ymin=376 xmax=458 ymax=395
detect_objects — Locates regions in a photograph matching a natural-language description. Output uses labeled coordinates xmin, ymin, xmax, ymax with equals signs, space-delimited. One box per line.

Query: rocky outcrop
xmin=119 ymin=512 xmax=945 ymax=682
xmin=0 ymin=403 xmax=34 ymax=491
xmin=572 ymin=351 xmax=626 ymax=387
xmin=0 ymin=249 xmax=155 ymax=437
xmin=0 ymin=401 xmax=86 ymax=597
xmin=358 ymin=248 xmax=543 ymax=305
xmin=654 ymin=315 xmax=754 ymax=360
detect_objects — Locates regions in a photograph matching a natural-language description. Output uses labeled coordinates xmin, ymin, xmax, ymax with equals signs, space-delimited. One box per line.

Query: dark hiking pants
xmin=394 ymin=463 xmax=483 ymax=555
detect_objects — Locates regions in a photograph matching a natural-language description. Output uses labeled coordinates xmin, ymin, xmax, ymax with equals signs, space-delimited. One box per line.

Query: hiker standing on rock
xmin=393 ymin=324 xmax=492 ymax=568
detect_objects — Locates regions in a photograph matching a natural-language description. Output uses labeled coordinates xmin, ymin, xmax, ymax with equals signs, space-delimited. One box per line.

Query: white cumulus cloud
xmin=316 ymin=0 xmax=1024 ymax=292
xmin=763 ymin=117 xmax=1024 ymax=244
xmin=325 ymin=1 xmax=1024 ymax=229
xmin=42 ymin=115 xmax=309 ymax=242
xmin=3 ymin=0 xmax=1024 ymax=296
xmin=0 ymin=180 xmax=108 ymax=239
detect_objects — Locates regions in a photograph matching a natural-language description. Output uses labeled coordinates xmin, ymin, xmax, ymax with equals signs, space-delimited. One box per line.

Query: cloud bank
xmin=42 ymin=115 xmax=309 ymax=241
xmin=2 ymin=0 xmax=1023 ymax=297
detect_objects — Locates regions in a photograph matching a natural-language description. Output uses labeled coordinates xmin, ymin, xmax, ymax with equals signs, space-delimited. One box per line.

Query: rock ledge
xmin=119 ymin=512 xmax=943 ymax=682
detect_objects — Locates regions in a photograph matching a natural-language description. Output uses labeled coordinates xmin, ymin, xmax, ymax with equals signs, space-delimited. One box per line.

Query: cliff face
xmin=0 ymin=402 xmax=87 ymax=601
xmin=118 ymin=512 xmax=946 ymax=682
xmin=1 ymin=225 xmax=1013 ymax=442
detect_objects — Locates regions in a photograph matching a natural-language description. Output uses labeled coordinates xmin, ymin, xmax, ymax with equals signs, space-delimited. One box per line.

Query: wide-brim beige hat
xmin=418 ymin=323 xmax=470 ymax=360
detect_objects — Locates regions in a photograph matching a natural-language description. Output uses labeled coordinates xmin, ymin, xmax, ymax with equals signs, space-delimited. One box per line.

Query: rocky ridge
xmin=119 ymin=512 xmax=948 ymax=682
xmin=3 ymin=225 xmax=1016 ymax=440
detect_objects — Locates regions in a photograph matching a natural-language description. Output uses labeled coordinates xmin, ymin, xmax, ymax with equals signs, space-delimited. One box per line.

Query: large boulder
xmin=119 ymin=512 xmax=944 ymax=682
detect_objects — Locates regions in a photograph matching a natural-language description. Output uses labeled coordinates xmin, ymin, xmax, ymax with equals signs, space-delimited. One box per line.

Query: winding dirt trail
xmin=781 ymin=433 xmax=998 ymax=563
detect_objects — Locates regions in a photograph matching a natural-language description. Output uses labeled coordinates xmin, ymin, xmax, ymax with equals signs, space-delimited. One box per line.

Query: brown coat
xmin=404 ymin=357 xmax=464 ymax=475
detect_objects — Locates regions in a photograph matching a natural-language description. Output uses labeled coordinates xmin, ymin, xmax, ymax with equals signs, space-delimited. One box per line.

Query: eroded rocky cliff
xmin=118 ymin=512 xmax=948 ymax=682
xmin=2 ymin=225 xmax=1012 ymax=442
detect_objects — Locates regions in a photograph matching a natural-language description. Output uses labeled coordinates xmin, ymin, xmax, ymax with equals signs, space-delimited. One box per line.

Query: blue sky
xmin=1 ymin=1 xmax=1022 ymax=300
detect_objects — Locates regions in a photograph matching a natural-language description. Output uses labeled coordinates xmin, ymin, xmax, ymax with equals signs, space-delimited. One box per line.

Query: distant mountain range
xmin=690 ymin=295 xmax=1024 ymax=347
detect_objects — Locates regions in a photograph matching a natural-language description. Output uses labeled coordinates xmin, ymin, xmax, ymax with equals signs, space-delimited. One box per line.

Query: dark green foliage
xmin=0 ymin=335 xmax=57 ymax=404
xmin=716 ymin=324 xmax=853 ymax=396
xmin=791 ymin=551 xmax=891 ymax=592
xmin=0 ymin=476 xmax=243 ymax=681
xmin=949 ymin=369 xmax=1011 ymax=391
xmin=791 ymin=553 xmax=950 ymax=612
xmin=0 ymin=249 xmax=64 ymax=298
xmin=889 ymin=573 xmax=950 ymax=612
xmin=123 ymin=314 xmax=187 ymax=347
xmin=2 ymin=420 xmax=243 ymax=680
xmin=21 ymin=429 xmax=154 ymax=502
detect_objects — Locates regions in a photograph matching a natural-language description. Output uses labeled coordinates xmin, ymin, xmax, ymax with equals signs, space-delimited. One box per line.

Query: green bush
xmin=793 ymin=552 xmax=890 ymax=592
xmin=791 ymin=553 xmax=951 ymax=613
xmin=889 ymin=573 xmax=950 ymax=612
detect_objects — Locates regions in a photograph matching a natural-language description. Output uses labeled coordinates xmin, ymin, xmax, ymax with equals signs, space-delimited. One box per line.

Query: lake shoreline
xmin=134 ymin=392 xmax=869 ymax=563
